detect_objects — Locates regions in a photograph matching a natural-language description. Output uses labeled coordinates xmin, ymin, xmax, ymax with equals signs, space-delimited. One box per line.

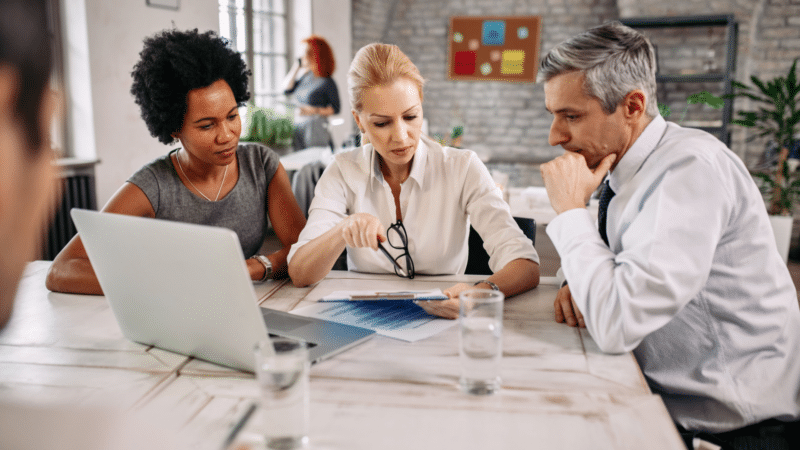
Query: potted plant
xmin=726 ymin=58 xmax=800 ymax=261
xmin=240 ymin=105 xmax=295 ymax=153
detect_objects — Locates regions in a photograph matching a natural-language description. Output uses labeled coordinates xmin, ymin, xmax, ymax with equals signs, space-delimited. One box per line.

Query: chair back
xmin=465 ymin=217 xmax=536 ymax=275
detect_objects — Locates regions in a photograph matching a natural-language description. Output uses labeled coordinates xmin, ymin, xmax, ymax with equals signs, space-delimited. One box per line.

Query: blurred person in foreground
xmin=0 ymin=2 xmax=179 ymax=449
xmin=0 ymin=0 xmax=59 ymax=328
xmin=539 ymin=21 xmax=800 ymax=449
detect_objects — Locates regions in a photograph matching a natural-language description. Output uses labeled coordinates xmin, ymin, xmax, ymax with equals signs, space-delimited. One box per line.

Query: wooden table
xmin=1 ymin=261 xmax=685 ymax=450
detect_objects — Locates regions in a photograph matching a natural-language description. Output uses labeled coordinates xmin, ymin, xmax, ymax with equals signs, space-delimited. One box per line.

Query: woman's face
xmin=173 ymin=79 xmax=241 ymax=166
xmin=353 ymin=77 xmax=423 ymax=173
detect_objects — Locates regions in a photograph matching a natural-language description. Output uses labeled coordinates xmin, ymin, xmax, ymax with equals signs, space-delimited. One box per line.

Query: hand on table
xmin=554 ymin=283 xmax=585 ymax=328
xmin=540 ymin=152 xmax=616 ymax=215
xmin=414 ymin=282 xmax=472 ymax=320
xmin=339 ymin=213 xmax=386 ymax=251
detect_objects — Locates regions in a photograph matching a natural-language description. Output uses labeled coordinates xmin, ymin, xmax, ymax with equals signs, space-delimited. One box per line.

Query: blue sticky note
xmin=482 ymin=21 xmax=506 ymax=46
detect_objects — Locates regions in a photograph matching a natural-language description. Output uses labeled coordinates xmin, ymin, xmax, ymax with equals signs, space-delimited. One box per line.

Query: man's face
xmin=544 ymin=71 xmax=632 ymax=170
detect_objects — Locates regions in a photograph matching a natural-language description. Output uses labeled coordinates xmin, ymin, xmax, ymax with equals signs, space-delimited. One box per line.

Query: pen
xmin=377 ymin=241 xmax=407 ymax=277
xmin=220 ymin=402 xmax=257 ymax=450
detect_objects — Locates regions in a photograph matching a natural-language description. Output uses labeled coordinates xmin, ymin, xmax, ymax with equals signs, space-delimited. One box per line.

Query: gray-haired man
xmin=539 ymin=21 xmax=800 ymax=449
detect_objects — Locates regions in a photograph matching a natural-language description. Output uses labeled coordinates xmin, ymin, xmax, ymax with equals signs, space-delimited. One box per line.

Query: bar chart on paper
xmin=292 ymin=300 xmax=456 ymax=342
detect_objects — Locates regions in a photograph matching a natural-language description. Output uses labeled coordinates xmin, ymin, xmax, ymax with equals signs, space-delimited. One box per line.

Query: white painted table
xmin=1 ymin=262 xmax=685 ymax=450
xmin=279 ymin=146 xmax=335 ymax=172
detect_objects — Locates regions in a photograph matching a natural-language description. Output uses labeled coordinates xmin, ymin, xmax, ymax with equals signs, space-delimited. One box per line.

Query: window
xmin=46 ymin=0 xmax=67 ymax=157
xmin=219 ymin=0 xmax=291 ymax=110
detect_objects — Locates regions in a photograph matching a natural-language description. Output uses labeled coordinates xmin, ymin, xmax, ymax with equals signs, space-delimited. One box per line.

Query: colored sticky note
xmin=482 ymin=21 xmax=506 ymax=46
xmin=454 ymin=51 xmax=477 ymax=75
xmin=501 ymin=50 xmax=525 ymax=74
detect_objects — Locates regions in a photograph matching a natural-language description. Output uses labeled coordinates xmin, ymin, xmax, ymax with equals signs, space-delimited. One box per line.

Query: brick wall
xmin=351 ymin=0 xmax=800 ymax=186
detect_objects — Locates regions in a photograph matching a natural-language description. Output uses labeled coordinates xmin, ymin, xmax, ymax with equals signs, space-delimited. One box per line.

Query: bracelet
xmin=473 ymin=280 xmax=500 ymax=291
xmin=250 ymin=255 xmax=272 ymax=282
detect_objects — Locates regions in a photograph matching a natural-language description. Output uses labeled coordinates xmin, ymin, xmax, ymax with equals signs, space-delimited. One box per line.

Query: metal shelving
xmin=621 ymin=15 xmax=738 ymax=146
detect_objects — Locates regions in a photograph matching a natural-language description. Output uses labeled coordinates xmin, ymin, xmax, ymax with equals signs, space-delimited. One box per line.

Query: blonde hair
xmin=348 ymin=43 xmax=425 ymax=112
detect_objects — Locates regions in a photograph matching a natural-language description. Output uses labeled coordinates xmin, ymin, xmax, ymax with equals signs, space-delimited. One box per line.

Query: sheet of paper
xmin=291 ymin=301 xmax=456 ymax=342
xmin=320 ymin=289 xmax=448 ymax=301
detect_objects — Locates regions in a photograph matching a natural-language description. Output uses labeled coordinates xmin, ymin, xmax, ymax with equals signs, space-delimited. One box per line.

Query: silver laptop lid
xmin=71 ymin=209 xmax=269 ymax=372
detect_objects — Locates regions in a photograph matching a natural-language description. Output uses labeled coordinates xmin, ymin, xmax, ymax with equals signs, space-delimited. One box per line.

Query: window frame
xmin=219 ymin=0 xmax=293 ymax=109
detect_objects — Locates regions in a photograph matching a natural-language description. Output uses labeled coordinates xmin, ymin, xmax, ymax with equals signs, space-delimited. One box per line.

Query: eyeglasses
xmin=386 ymin=220 xmax=415 ymax=279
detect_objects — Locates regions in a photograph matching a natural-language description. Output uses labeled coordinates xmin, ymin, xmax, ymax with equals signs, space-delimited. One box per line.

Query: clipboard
xmin=320 ymin=289 xmax=449 ymax=302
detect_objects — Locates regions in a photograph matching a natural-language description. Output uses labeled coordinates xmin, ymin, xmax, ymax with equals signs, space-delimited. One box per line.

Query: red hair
xmin=304 ymin=35 xmax=335 ymax=78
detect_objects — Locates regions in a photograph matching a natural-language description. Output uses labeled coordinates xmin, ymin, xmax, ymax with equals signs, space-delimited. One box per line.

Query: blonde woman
xmin=288 ymin=43 xmax=539 ymax=319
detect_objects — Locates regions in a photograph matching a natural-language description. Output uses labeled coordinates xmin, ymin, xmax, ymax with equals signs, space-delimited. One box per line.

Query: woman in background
xmin=283 ymin=35 xmax=341 ymax=150
xmin=288 ymin=43 xmax=540 ymax=319
xmin=46 ymin=29 xmax=306 ymax=295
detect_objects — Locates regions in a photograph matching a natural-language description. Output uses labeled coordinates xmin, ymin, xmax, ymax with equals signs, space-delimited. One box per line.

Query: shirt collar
xmin=608 ymin=114 xmax=667 ymax=191
xmin=367 ymin=137 xmax=429 ymax=189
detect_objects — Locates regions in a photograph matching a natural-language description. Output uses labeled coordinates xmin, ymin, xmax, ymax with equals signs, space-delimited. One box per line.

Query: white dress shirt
xmin=547 ymin=115 xmax=800 ymax=432
xmin=288 ymin=135 xmax=539 ymax=274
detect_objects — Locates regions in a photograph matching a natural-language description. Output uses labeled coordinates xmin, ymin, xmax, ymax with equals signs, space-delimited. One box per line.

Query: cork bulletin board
xmin=448 ymin=16 xmax=542 ymax=82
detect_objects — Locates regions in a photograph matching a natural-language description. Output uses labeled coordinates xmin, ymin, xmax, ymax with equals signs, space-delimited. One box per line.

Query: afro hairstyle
xmin=130 ymin=29 xmax=250 ymax=145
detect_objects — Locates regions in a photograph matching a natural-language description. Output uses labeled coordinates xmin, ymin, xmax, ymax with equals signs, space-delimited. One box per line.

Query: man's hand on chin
xmin=540 ymin=152 xmax=616 ymax=215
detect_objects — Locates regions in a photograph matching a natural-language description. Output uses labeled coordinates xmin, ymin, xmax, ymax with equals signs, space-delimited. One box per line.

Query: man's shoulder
xmin=656 ymin=123 xmax=742 ymax=171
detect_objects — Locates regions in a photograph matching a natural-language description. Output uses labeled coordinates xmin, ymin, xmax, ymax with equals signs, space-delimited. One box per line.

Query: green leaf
xmin=658 ymin=103 xmax=671 ymax=118
xmin=731 ymin=80 xmax=750 ymax=90
xmin=751 ymin=75 xmax=770 ymax=97
xmin=687 ymin=91 xmax=725 ymax=109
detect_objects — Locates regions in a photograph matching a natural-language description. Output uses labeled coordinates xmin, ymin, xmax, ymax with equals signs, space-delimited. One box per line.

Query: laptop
xmin=70 ymin=209 xmax=375 ymax=372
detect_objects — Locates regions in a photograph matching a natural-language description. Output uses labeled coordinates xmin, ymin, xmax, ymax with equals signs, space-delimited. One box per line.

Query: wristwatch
xmin=473 ymin=280 xmax=500 ymax=291
xmin=251 ymin=255 xmax=273 ymax=282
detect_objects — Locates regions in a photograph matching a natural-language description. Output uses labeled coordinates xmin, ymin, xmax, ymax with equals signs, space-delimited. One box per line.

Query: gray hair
xmin=539 ymin=21 xmax=658 ymax=118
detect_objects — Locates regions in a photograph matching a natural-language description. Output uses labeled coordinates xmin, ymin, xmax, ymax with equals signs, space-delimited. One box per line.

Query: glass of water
xmin=254 ymin=338 xmax=310 ymax=450
xmin=459 ymin=289 xmax=504 ymax=395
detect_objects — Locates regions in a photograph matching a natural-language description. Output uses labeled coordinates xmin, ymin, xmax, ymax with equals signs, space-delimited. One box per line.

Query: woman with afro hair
xmin=46 ymin=29 xmax=307 ymax=295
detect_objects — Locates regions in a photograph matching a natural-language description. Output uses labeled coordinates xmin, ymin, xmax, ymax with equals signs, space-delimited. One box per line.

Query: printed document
xmin=320 ymin=289 xmax=448 ymax=301
xmin=291 ymin=300 xmax=456 ymax=342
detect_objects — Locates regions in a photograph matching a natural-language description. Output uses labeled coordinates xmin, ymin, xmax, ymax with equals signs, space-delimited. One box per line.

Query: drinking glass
xmin=254 ymin=338 xmax=310 ymax=450
xmin=458 ymin=289 xmax=504 ymax=395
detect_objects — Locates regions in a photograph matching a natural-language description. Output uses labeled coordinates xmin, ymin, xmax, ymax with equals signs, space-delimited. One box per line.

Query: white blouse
xmin=287 ymin=135 xmax=539 ymax=275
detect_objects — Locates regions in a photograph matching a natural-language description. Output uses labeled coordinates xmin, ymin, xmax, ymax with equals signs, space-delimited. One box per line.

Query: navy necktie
xmin=598 ymin=180 xmax=615 ymax=246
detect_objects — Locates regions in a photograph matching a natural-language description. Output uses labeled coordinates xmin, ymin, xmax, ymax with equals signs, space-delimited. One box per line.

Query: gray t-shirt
xmin=127 ymin=143 xmax=280 ymax=257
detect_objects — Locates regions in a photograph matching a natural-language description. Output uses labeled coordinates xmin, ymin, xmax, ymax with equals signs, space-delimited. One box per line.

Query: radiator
xmin=42 ymin=167 xmax=97 ymax=260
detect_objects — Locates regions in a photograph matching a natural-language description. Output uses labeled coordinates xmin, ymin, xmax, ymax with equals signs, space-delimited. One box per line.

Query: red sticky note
xmin=454 ymin=51 xmax=477 ymax=75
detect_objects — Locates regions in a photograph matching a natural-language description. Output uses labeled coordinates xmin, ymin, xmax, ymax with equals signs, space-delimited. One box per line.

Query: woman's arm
xmin=288 ymin=212 xmax=385 ymax=287
xmin=45 ymin=183 xmax=155 ymax=295
xmin=282 ymin=58 xmax=305 ymax=93
xmin=417 ymin=258 xmax=540 ymax=320
xmin=257 ymin=164 xmax=307 ymax=280
xmin=298 ymin=105 xmax=336 ymax=117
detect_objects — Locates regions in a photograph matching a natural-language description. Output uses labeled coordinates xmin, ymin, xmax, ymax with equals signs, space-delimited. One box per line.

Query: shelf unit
xmin=620 ymin=15 xmax=738 ymax=146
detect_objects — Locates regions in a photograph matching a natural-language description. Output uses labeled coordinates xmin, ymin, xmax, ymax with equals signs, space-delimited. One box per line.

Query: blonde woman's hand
xmin=340 ymin=213 xmax=386 ymax=250
xmin=413 ymin=282 xmax=471 ymax=320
